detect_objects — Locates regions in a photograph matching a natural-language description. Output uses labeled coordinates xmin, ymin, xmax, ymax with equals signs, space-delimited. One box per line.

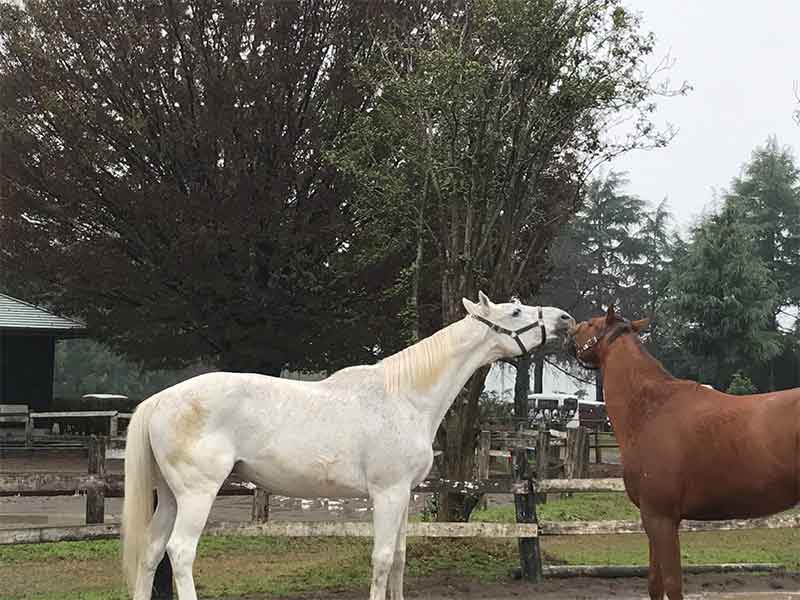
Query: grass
xmin=472 ymin=493 xmax=800 ymax=569
xmin=0 ymin=536 xmax=518 ymax=600
xmin=471 ymin=492 xmax=641 ymax=523
xmin=2 ymin=493 xmax=799 ymax=599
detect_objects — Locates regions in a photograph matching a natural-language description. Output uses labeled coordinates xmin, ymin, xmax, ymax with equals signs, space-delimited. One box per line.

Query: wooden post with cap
xmin=512 ymin=446 xmax=543 ymax=582
xmin=86 ymin=436 xmax=105 ymax=524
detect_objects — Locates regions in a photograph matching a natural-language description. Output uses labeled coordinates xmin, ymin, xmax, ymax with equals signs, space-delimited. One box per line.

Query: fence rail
xmin=4 ymin=504 xmax=798 ymax=547
xmin=0 ymin=472 xmax=628 ymax=498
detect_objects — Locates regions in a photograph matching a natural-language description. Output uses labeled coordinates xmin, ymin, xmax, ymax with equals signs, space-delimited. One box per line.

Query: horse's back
xmin=146 ymin=370 xmax=368 ymax=443
xmin=143 ymin=368 xmax=425 ymax=498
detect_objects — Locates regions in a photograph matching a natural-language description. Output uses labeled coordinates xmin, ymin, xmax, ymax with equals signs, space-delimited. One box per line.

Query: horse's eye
xmin=511 ymin=308 xmax=521 ymax=317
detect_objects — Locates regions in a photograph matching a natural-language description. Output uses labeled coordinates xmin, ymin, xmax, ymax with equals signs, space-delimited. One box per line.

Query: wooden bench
xmin=0 ymin=405 xmax=32 ymax=445
xmin=29 ymin=410 xmax=129 ymax=437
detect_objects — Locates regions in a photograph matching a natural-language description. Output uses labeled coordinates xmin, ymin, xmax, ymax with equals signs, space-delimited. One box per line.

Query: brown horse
xmin=568 ymin=306 xmax=800 ymax=600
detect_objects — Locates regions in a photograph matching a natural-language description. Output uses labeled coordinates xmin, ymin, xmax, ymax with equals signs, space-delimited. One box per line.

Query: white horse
xmin=122 ymin=292 xmax=575 ymax=600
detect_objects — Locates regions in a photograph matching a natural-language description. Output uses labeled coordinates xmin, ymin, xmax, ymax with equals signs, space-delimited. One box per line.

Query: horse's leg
xmin=388 ymin=502 xmax=409 ymax=600
xmin=165 ymin=487 xmax=218 ymax=600
xmin=647 ymin=534 xmax=664 ymax=600
xmin=159 ymin=447 xmax=235 ymax=600
xmin=370 ymin=487 xmax=411 ymax=600
xmin=133 ymin=480 xmax=177 ymax=600
xmin=642 ymin=512 xmax=682 ymax=600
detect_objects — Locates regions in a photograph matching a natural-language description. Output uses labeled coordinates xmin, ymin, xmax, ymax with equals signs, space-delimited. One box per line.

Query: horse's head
xmin=566 ymin=305 xmax=650 ymax=369
xmin=462 ymin=291 xmax=575 ymax=357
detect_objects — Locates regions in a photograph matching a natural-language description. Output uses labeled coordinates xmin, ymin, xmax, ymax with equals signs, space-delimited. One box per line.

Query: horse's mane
xmin=383 ymin=325 xmax=456 ymax=394
xmin=619 ymin=332 xmax=674 ymax=380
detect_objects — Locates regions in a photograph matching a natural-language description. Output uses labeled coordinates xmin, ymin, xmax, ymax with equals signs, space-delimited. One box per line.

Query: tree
xmin=628 ymin=201 xmax=675 ymax=319
xmin=541 ymin=173 xmax=651 ymax=318
xmin=725 ymin=137 xmax=800 ymax=390
xmin=727 ymin=138 xmax=800 ymax=312
xmin=646 ymin=231 xmax=698 ymax=377
xmin=668 ymin=204 xmax=781 ymax=389
xmin=54 ymin=339 xmax=211 ymax=402
xmin=0 ymin=0 xmax=429 ymax=374
xmin=726 ymin=372 xmax=756 ymax=395
xmin=539 ymin=173 xmax=673 ymax=402
xmin=333 ymin=1 xmax=683 ymax=520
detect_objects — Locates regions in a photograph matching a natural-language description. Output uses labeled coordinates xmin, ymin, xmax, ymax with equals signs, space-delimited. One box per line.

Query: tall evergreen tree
xmin=727 ymin=137 xmax=800 ymax=315
xmin=628 ymin=200 xmax=674 ymax=320
xmin=560 ymin=172 xmax=647 ymax=316
xmin=725 ymin=137 xmax=800 ymax=389
xmin=669 ymin=204 xmax=781 ymax=389
xmin=540 ymin=173 xmax=674 ymax=400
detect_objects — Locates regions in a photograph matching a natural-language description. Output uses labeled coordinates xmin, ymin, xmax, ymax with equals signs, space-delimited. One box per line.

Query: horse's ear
xmin=632 ymin=318 xmax=650 ymax=333
xmin=463 ymin=297 xmax=485 ymax=317
xmin=605 ymin=304 xmax=616 ymax=325
xmin=464 ymin=291 xmax=492 ymax=317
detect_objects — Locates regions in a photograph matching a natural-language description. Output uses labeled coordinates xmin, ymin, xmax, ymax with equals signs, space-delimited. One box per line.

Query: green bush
xmin=726 ymin=371 xmax=757 ymax=395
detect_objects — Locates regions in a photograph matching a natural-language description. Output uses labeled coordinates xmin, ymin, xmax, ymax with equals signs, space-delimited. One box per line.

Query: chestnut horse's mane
xmin=609 ymin=326 xmax=674 ymax=382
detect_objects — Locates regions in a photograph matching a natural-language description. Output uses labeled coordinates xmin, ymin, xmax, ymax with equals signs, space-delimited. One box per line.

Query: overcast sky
xmin=610 ymin=1 xmax=800 ymax=232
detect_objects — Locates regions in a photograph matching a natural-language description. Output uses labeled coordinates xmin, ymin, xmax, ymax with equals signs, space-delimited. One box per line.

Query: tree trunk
xmin=595 ymin=370 xmax=604 ymax=403
xmin=533 ymin=354 xmax=544 ymax=394
xmin=514 ymin=355 xmax=532 ymax=421
xmin=767 ymin=313 xmax=778 ymax=392
xmin=436 ymin=366 xmax=490 ymax=522
xmin=411 ymin=217 xmax=424 ymax=342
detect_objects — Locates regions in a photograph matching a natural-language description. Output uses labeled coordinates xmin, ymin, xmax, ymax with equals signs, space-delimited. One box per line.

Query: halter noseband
xmin=575 ymin=319 xmax=633 ymax=369
xmin=471 ymin=307 xmax=547 ymax=355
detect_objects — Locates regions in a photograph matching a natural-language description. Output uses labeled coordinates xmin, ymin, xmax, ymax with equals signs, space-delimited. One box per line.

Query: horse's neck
xmin=601 ymin=335 xmax=672 ymax=444
xmin=400 ymin=318 xmax=495 ymax=440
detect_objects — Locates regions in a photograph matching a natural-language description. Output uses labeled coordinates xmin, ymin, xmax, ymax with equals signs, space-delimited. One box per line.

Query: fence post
xmin=534 ymin=429 xmax=550 ymax=504
xmin=512 ymin=447 xmax=543 ymax=582
xmin=252 ymin=488 xmax=270 ymax=523
xmin=594 ymin=430 xmax=602 ymax=464
xmin=565 ymin=427 xmax=590 ymax=479
xmin=109 ymin=414 xmax=119 ymax=438
xmin=25 ymin=416 xmax=32 ymax=447
xmin=582 ymin=429 xmax=591 ymax=474
xmin=86 ymin=436 xmax=106 ymax=524
xmin=152 ymin=490 xmax=174 ymax=599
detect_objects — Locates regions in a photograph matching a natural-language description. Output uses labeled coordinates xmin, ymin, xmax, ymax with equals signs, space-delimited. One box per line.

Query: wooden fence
xmin=0 ymin=404 xmax=132 ymax=445
xmin=1 ymin=427 xmax=793 ymax=595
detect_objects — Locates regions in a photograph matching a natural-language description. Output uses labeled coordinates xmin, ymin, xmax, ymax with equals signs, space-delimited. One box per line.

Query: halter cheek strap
xmin=575 ymin=320 xmax=632 ymax=367
xmin=471 ymin=307 xmax=547 ymax=355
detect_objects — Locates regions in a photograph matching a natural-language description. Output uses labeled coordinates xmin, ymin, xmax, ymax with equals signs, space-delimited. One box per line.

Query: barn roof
xmin=0 ymin=293 xmax=86 ymax=337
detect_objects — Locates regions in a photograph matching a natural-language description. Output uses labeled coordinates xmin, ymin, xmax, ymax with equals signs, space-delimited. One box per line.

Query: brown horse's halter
xmin=574 ymin=318 xmax=633 ymax=369
xmin=471 ymin=307 xmax=547 ymax=355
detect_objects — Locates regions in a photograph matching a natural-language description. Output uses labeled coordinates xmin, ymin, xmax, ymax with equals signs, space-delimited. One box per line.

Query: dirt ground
xmin=257 ymin=572 xmax=800 ymax=600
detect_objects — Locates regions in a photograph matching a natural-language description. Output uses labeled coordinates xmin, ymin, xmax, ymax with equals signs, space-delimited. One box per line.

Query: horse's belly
xmin=682 ymin=473 xmax=798 ymax=520
xmin=234 ymin=455 xmax=369 ymax=499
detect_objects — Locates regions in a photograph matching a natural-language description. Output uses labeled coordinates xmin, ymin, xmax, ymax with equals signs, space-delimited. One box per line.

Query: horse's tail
xmin=121 ymin=396 xmax=159 ymax=594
